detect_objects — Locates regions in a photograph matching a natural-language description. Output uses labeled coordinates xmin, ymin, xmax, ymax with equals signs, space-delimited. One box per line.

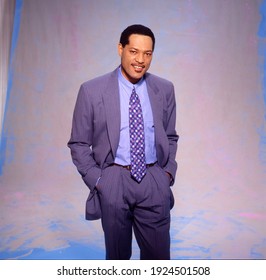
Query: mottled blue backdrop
xmin=0 ymin=0 xmax=266 ymax=259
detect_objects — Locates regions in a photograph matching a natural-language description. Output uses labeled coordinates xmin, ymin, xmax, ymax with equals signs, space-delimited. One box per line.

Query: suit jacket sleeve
xmin=163 ymin=83 xmax=179 ymax=186
xmin=67 ymin=84 xmax=101 ymax=191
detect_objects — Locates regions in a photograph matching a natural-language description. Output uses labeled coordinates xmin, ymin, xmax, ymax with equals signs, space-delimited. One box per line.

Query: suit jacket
xmin=68 ymin=67 xmax=179 ymax=220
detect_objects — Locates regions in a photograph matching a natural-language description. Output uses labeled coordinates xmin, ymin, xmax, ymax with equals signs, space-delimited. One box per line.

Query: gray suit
xmin=68 ymin=67 xmax=179 ymax=259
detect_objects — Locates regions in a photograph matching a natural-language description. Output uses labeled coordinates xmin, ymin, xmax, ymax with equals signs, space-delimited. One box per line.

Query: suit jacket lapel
xmin=145 ymin=73 xmax=163 ymax=129
xmin=146 ymin=73 xmax=166 ymax=165
xmin=102 ymin=68 xmax=121 ymax=158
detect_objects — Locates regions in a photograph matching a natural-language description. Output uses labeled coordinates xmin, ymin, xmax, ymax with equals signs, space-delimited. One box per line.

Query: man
xmin=68 ymin=24 xmax=179 ymax=260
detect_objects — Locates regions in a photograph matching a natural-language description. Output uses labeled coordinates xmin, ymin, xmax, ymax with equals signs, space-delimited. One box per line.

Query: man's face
xmin=118 ymin=34 xmax=153 ymax=84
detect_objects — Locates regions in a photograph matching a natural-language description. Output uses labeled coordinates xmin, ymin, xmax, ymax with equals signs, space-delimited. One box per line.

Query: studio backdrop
xmin=0 ymin=0 xmax=266 ymax=259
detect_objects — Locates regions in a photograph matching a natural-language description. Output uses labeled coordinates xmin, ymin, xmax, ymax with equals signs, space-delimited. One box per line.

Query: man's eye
xmin=130 ymin=50 xmax=137 ymax=54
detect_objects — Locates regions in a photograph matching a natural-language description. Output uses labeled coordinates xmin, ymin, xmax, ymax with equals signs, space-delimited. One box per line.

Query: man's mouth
xmin=133 ymin=65 xmax=144 ymax=71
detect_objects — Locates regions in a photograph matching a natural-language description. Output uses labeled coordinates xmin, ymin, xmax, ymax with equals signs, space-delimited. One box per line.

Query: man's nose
xmin=135 ymin=53 xmax=144 ymax=63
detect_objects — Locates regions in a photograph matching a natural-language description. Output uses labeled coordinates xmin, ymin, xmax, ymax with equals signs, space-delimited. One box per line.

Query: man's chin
xmin=129 ymin=71 xmax=146 ymax=83
xmin=121 ymin=68 xmax=146 ymax=83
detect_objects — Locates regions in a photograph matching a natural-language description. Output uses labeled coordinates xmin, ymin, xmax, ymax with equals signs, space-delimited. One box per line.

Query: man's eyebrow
xmin=129 ymin=47 xmax=153 ymax=53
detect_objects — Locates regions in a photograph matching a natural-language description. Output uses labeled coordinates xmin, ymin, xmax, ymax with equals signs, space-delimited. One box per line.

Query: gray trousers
xmin=97 ymin=163 xmax=174 ymax=260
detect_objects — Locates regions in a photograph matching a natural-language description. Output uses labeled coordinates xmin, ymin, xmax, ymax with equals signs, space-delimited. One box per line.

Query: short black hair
xmin=119 ymin=24 xmax=155 ymax=51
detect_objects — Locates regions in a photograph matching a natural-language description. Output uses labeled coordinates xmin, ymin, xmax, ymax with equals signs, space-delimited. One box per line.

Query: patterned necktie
xmin=129 ymin=87 xmax=146 ymax=182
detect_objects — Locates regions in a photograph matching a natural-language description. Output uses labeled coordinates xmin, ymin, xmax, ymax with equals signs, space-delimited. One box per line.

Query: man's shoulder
xmin=145 ymin=72 xmax=174 ymax=88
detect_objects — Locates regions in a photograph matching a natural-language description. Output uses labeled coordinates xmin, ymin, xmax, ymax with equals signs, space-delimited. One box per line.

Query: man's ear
xmin=117 ymin=43 xmax=123 ymax=57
